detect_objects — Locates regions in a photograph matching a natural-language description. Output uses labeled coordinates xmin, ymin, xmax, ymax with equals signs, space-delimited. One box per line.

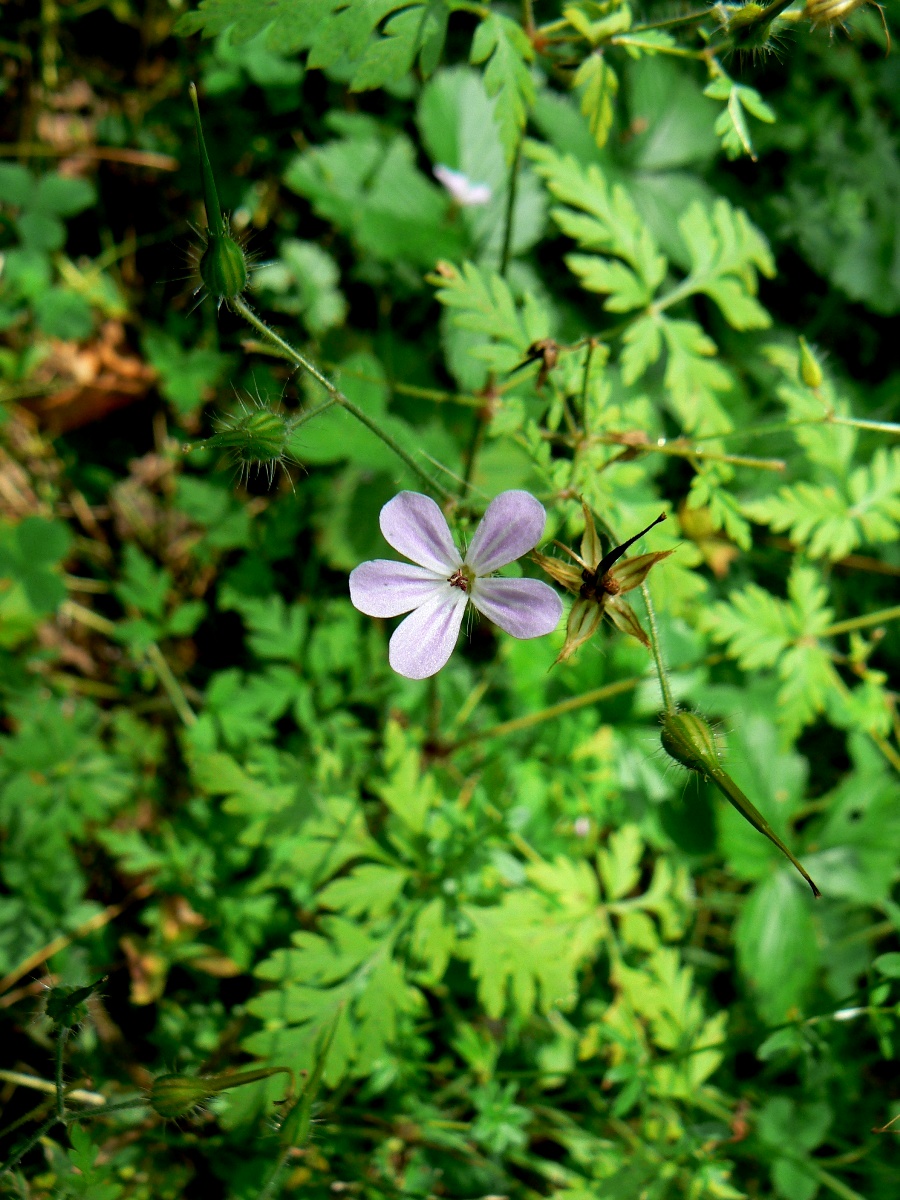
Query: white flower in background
xmin=433 ymin=164 xmax=492 ymax=207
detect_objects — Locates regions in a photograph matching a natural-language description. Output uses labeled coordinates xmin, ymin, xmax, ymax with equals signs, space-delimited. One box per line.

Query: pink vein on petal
xmin=465 ymin=491 xmax=547 ymax=575
xmin=388 ymin=586 xmax=467 ymax=679
xmin=470 ymin=577 xmax=563 ymax=639
xmin=379 ymin=492 xmax=462 ymax=574
xmin=349 ymin=560 xmax=446 ymax=618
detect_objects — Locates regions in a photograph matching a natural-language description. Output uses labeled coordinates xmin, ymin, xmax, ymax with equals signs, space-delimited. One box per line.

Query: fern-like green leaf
xmin=573 ymin=53 xmax=618 ymax=149
xmin=747 ymin=448 xmax=900 ymax=559
xmin=470 ymin=13 xmax=535 ymax=162
xmin=702 ymin=565 xmax=839 ymax=741
xmin=677 ymin=199 xmax=774 ymax=330
xmin=704 ymin=72 xmax=775 ymax=161
xmin=429 ymin=260 xmax=549 ymax=374
xmin=528 ymin=144 xmax=667 ymax=298
xmin=179 ymin=0 xmax=451 ymax=88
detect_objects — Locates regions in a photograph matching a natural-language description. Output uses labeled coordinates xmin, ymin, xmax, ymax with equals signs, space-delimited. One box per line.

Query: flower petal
xmin=380 ymin=492 xmax=462 ymax=574
xmin=465 ymin=491 xmax=547 ymax=575
xmin=470 ymin=576 xmax=562 ymax=639
xmin=349 ymin=560 xmax=446 ymax=618
xmin=388 ymin=585 xmax=468 ymax=679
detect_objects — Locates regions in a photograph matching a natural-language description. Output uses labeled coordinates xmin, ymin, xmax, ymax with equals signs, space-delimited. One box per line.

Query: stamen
xmin=448 ymin=569 xmax=468 ymax=592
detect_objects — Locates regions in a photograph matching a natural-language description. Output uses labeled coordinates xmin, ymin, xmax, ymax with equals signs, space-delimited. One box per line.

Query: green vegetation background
xmin=0 ymin=1 xmax=899 ymax=1197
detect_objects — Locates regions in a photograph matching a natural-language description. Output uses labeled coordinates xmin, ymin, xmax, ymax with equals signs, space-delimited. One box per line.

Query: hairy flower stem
xmin=2 ymin=1114 xmax=60 ymax=1174
xmin=641 ymin=582 xmax=675 ymax=714
xmin=230 ymin=297 xmax=455 ymax=503
xmin=630 ymin=7 xmax=717 ymax=32
xmin=54 ymin=1030 xmax=67 ymax=1121
xmin=256 ymin=1147 xmax=294 ymax=1200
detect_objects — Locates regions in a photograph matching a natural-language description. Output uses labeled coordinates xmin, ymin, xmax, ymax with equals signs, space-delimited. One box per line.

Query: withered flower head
xmin=508 ymin=338 xmax=560 ymax=390
xmin=532 ymin=501 xmax=671 ymax=664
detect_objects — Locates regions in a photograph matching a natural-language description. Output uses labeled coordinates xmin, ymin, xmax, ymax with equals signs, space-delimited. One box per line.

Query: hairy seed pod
xmin=200 ymin=233 xmax=248 ymax=302
xmin=660 ymin=709 xmax=821 ymax=897
xmin=150 ymin=1066 xmax=290 ymax=1119
xmin=149 ymin=1074 xmax=216 ymax=1119
xmin=189 ymin=82 xmax=248 ymax=302
xmin=798 ymin=337 xmax=824 ymax=389
xmin=660 ymin=710 xmax=720 ymax=775
xmin=805 ymin=0 xmax=867 ymax=24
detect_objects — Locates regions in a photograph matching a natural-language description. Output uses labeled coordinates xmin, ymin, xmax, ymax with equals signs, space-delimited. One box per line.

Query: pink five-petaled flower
xmin=349 ymin=491 xmax=563 ymax=679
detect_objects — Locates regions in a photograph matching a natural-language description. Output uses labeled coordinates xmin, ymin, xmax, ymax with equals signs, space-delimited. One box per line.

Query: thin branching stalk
xmin=500 ymin=138 xmax=522 ymax=278
xmin=230 ymin=297 xmax=456 ymax=502
xmin=822 ymin=604 xmax=900 ymax=638
xmin=1 ymin=1115 xmax=59 ymax=1175
xmin=145 ymin=643 xmax=197 ymax=727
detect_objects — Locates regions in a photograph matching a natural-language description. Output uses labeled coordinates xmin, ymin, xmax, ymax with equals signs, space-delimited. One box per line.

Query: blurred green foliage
xmin=0 ymin=1 xmax=899 ymax=1198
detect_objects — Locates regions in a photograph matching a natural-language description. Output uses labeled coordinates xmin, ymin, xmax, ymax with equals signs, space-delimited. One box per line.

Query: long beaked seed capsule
xmin=189 ymin=82 xmax=248 ymax=301
xmin=660 ymin=710 xmax=821 ymax=898
xmin=149 ymin=1067 xmax=291 ymax=1119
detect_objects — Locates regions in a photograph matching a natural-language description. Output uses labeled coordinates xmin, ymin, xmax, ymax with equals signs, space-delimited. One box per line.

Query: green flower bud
xmin=45 ymin=979 xmax=106 ymax=1029
xmin=798 ymin=337 xmax=824 ymax=389
xmin=149 ymin=1074 xmax=216 ymax=1119
xmin=660 ymin=710 xmax=821 ymax=898
xmin=189 ymin=82 xmax=248 ymax=303
xmin=200 ymin=233 xmax=248 ymax=302
xmin=184 ymin=400 xmax=298 ymax=485
xmin=660 ymin=710 xmax=720 ymax=775
xmin=149 ymin=1066 xmax=291 ymax=1120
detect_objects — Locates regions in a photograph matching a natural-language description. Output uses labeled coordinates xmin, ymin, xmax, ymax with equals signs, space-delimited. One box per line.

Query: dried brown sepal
xmin=531 ymin=549 xmax=582 ymax=594
xmin=611 ymin=549 xmax=673 ymax=594
xmin=605 ymin=598 xmax=650 ymax=647
xmin=580 ymin=500 xmax=602 ymax=572
xmin=555 ymin=598 xmax=604 ymax=664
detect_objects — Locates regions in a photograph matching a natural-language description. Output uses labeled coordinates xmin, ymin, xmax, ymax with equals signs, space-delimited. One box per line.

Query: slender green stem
xmin=610 ymin=36 xmax=704 ymax=58
xmin=231 ymin=297 xmax=455 ymax=502
xmin=256 ymin=1146 xmax=293 ymax=1200
xmin=54 ymin=1030 xmax=67 ymax=1122
xmin=144 ymin=643 xmax=196 ymax=727
xmin=243 ymin=350 xmax=483 ymax=407
xmin=289 ymin=397 xmax=337 ymax=430
xmin=630 ymin=7 xmax=717 ymax=32
xmin=822 ymin=604 xmax=900 ymax=638
xmin=641 ymin=582 xmax=675 ymax=714
xmin=704 ymin=413 xmax=900 ymax=443
xmin=546 ymin=430 xmax=785 ymax=472
xmin=2 ymin=1115 xmax=60 ymax=1175
xmin=577 ymin=338 xmax=596 ymax=428
xmin=830 ymin=414 xmax=900 ymax=436
xmin=71 ymin=1097 xmax=148 ymax=1119
xmin=447 ymin=675 xmax=646 ymax=752
xmin=460 ymin=405 xmax=488 ymax=497
xmin=500 ymin=138 xmax=522 ymax=278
